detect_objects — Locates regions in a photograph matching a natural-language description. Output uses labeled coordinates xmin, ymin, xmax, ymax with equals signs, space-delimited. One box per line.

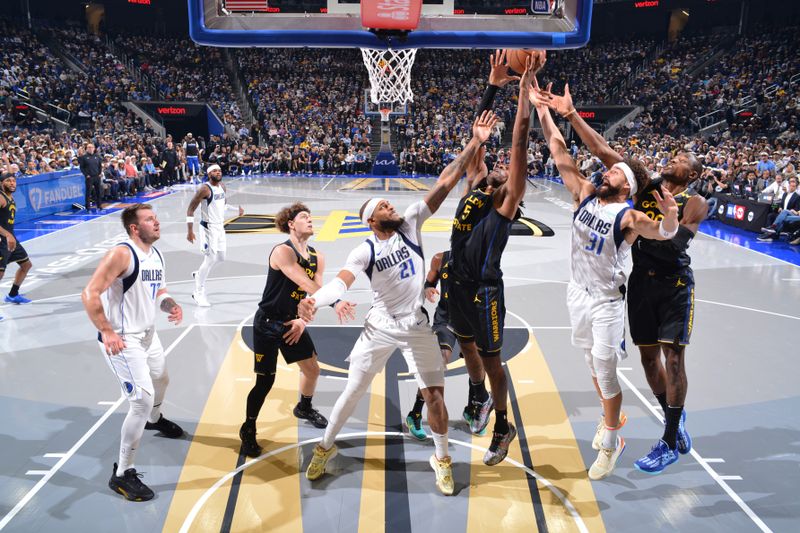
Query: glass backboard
xmin=189 ymin=0 xmax=592 ymax=50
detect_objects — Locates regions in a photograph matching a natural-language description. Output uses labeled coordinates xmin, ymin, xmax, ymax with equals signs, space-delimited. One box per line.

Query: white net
xmin=360 ymin=48 xmax=418 ymax=105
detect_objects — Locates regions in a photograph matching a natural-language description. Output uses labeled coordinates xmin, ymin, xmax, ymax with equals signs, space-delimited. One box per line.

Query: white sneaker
xmin=588 ymin=436 xmax=626 ymax=480
xmin=192 ymin=292 xmax=211 ymax=307
xmin=592 ymin=412 xmax=627 ymax=451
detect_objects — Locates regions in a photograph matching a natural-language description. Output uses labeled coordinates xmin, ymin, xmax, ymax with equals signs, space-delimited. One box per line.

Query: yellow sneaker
xmin=306 ymin=444 xmax=337 ymax=481
xmin=429 ymin=454 xmax=454 ymax=496
xmin=588 ymin=436 xmax=626 ymax=480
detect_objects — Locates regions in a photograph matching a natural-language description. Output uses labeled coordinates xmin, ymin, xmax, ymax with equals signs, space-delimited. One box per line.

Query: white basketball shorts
xmin=567 ymin=281 xmax=627 ymax=361
xmin=346 ymin=308 xmax=445 ymax=389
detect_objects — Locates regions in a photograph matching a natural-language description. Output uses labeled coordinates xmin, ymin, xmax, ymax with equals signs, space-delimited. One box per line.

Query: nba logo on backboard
xmin=531 ymin=0 xmax=552 ymax=14
xmin=734 ymin=205 xmax=746 ymax=220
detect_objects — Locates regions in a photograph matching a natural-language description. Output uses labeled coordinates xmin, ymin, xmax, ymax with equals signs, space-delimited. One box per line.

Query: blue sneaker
xmin=676 ymin=410 xmax=692 ymax=455
xmin=634 ymin=439 xmax=679 ymax=474
xmin=4 ymin=294 xmax=31 ymax=304
xmin=405 ymin=413 xmax=427 ymax=441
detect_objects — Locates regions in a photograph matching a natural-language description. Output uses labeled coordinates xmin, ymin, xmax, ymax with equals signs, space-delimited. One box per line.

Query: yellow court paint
xmin=357 ymin=370 xmax=387 ymax=533
xmin=506 ymin=333 xmax=606 ymax=533
xmin=162 ymin=331 xmax=303 ymax=533
xmin=466 ymin=330 xmax=604 ymax=533
xmin=315 ymin=210 xmax=453 ymax=242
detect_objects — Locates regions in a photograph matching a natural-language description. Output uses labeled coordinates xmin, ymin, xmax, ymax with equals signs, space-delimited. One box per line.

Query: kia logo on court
xmin=374 ymin=159 xmax=396 ymax=165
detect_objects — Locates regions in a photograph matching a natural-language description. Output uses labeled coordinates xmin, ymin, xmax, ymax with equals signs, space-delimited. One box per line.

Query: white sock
xmin=602 ymin=426 xmax=618 ymax=450
xmin=432 ymin=431 xmax=449 ymax=460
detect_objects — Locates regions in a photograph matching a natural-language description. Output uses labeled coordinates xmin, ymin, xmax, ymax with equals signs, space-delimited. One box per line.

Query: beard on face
xmin=378 ymin=217 xmax=405 ymax=232
xmin=661 ymin=167 xmax=689 ymax=185
xmin=596 ymin=182 xmax=622 ymax=199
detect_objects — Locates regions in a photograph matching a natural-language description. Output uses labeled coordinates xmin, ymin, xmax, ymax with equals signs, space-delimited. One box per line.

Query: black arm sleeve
xmin=477 ymin=85 xmax=500 ymax=116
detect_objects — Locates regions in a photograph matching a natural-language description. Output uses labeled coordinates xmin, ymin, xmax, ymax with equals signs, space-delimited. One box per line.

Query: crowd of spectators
xmin=2 ymin=16 xmax=800 ymax=233
xmin=113 ymin=34 xmax=244 ymax=130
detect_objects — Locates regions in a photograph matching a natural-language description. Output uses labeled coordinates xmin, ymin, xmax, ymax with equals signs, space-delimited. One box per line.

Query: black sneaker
xmin=144 ymin=414 xmax=184 ymax=438
xmin=239 ymin=422 xmax=262 ymax=458
xmin=108 ymin=463 xmax=154 ymax=501
xmin=293 ymin=403 xmax=329 ymax=428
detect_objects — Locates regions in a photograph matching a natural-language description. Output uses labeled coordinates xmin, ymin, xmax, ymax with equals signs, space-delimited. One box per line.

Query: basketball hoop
xmin=379 ymin=108 xmax=392 ymax=123
xmin=361 ymin=48 xmax=418 ymax=105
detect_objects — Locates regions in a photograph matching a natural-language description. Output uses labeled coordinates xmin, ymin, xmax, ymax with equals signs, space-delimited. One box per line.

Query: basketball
xmin=505 ymin=48 xmax=546 ymax=75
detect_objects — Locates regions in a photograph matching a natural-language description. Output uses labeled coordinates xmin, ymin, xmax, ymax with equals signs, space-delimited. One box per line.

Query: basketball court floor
xmin=0 ymin=174 xmax=796 ymax=533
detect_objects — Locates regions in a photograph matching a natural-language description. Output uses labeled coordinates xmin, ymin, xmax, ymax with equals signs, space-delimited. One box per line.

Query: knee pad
xmin=592 ymin=355 xmax=621 ymax=400
xmin=584 ymin=350 xmax=596 ymax=377
xmin=255 ymin=372 xmax=276 ymax=393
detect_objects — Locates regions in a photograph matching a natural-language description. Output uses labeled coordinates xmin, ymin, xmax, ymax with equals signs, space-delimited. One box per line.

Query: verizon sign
xmin=634 ymin=0 xmax=659 ymax=7
xmin=361 ymin=0 xmax=423 ymax=31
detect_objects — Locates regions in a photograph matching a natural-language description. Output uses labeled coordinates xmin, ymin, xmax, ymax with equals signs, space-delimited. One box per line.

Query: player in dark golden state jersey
xmin=536 ymin=82 xmax=707 ymax=474
xmin=448 ymin=56 xmax=540 ymax=467
xmin=239 ymin=203 xmax=354 ymax=458
xmin=0 ymin=173 xmax=34 ymax=318
xmin=628 ymin=154 xmax=706 ymax=474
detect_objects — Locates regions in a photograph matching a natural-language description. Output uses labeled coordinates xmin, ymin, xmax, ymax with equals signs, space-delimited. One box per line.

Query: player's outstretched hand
xmin=187 ymin=229 xmax=195 ymax=244
xmin=297 ymin=298 xmax=316 ymax=322
xmin=425 ymin=287 xmax=439 ymax=303
xmin=536 ymin=82 xmax=575 ymax=118
xmin=653 ymin=186 xmax=678 ymax=219
xmin=472 ymin=110 xmax=499 ymax=144
xmin=488 ymin=49 xmax=520 ymax=87
xmin=282 ymin=318 xmax=306 ymax=345
xmin=334 ymin=300 xmax=356 ymax=324
xmin=101 ymin=329 xmax=127 ymax=356
xmin=529 ymin=77 xmax=550 ymax=110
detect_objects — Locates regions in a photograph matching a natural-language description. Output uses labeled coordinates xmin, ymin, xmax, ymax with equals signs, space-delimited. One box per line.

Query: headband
xmin=207 ymin=164 xmax=221 ymax=173
xmin=361 ymin=197 xmax=385 ymax=226
xmin=613 ymin=162 xmax=637 ymax=198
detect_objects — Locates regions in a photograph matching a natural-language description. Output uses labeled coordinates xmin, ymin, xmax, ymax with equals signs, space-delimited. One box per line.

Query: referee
xmin=79 ymin=143 xmax=103 ymax=210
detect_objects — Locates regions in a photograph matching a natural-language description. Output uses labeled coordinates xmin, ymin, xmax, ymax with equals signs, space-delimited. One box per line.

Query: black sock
xmin=9 ymin=284 xmax=20 ymax=297
xmin=662 ymin=405 xmax=683 ymax=450
xmin=411 ymin=390 xmax=425 ymax=417
xmin=655 ymin=392 xmax=668 ymax=413
xmin=470 ymin=378 xmax=489 ymax=403
xmin=299 ymin=394 xmax=313 ymax=410
xmin=494 ymin=409 xmax=509 ymax=434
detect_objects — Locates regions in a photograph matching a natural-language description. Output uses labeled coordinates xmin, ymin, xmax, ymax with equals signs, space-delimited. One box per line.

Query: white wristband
xmin=156 ymin=292 xmax=173 ymax=308
xmin=310 ymin=277 xmax=348 ymax=309
xmin=186 ymin=216 xmax=194 ymax=223
xmin=659 ymin=219 xmax=678 ymax=239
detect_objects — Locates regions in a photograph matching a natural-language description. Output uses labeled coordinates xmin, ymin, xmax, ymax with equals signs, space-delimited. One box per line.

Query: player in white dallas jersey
xmin=82 ymin=203 xmax=184 ymax=502
xmin=298 ymin=110 xmax=499 ymax=496
xmin=186 ymin=164 xmax=243 ymax=306
xmin=532 ymin=82 xmax=679 ymax=480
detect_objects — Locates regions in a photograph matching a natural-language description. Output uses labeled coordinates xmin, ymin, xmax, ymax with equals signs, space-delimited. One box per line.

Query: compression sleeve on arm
xmin=477 ymin=85 xmax=500 ymax=115
xmin=310 ymin=277 xmax=348 ymax=309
